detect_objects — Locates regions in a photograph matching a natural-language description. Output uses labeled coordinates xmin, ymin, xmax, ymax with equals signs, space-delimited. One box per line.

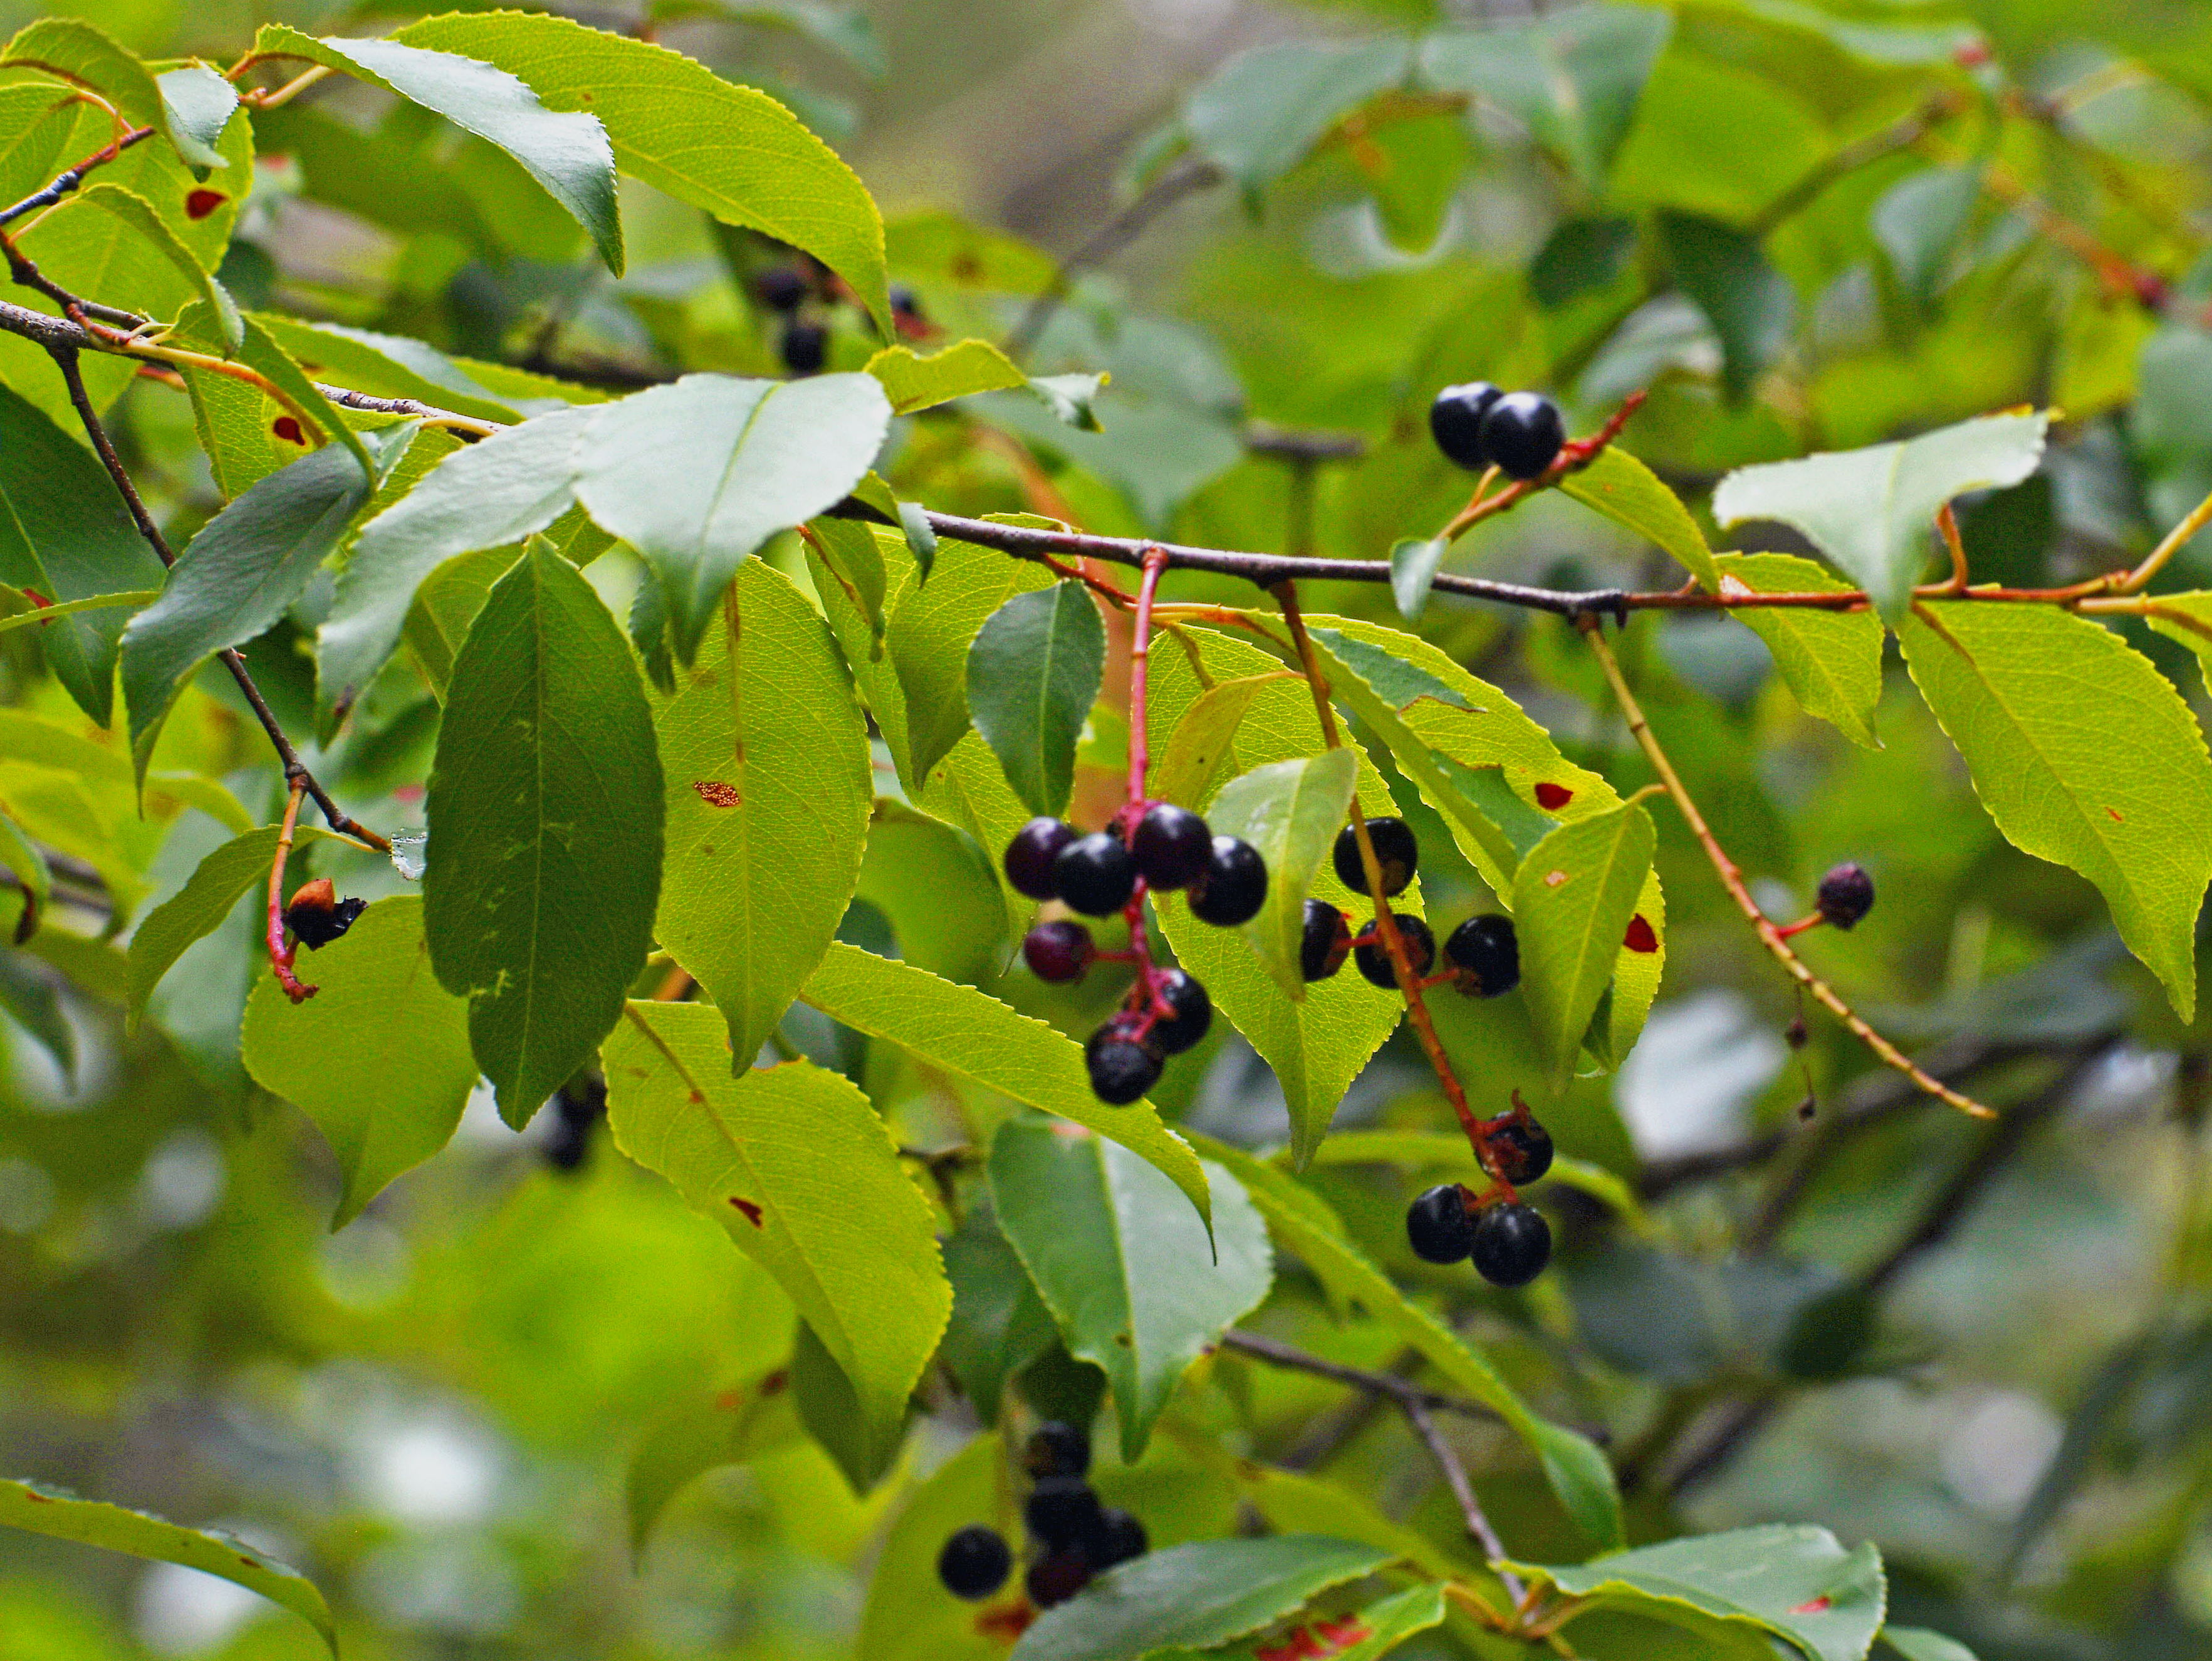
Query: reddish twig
xmin=266 ymin=783 xmax=318 ymax=1004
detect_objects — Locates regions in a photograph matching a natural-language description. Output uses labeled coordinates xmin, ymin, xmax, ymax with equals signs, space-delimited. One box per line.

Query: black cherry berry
xmin=1300 ymin=899 xmax=1352 ymax=982
xmin=1816 ymin=861 xmax=1874 ymax=930
xmin=1055 ymin=832 xmax=1137 ymax=916
xmin=1334 ymin=818 xmax=1417 ymax=897
xmin=756 ymin=265 xmax=810 ymax=313
xmin=1085 ymin=1015 xmax=1162 ymax=1105
xmin=1025 ymin=1477 xmax=1104 ymax=1548
xmin=1188 ymin=837 xmax=1266 ymax=926
xmin=1406 ymin=1184 xmax=1475 ymax=1263
xmin=1444 ymin=914 xmax=1519 ymax=996
xmin=1132 ymin=803 xmax=1213 ymax=889
xmin=1005 ymin=818 xmax=1076 ymax=900
xmin=1024 ymin=1422 xmax=1090 ymax=1480
xmin=1489 ymin=1117 xmax=1553 ymax=1185
xmin=1026 ymin=1551 xmax=1092 ymax=1609
xmin=1470 ymin=1201 xmax=1551 ymax=1287
xmin=1353 ymin=912 xmax=1434 ymax=988
xmin=937 ymin=1525 xmax=1012 ymax=1600
xmin=1149 ymin=969 xmax=1212 ymax=1055
xmin=1429 ymin=381 xmax=1503 ymax=472
xmin=1479 ymin=391 xmax=1565 ymax=480
xmin=1089 ymin=1507 xmax=1148 ymax=1569
xmin=779 ymin=318 xmax=828 ymax=375
xmin=1023 ymin=921 xmax=1093 ymax=983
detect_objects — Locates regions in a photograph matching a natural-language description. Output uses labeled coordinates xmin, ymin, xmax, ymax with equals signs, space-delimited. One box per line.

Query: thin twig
xmin=2117 ymin=479 xmax=2212 ymax=593
xmin=1219 ymin=1330 xmax=1502 ymax=1425
xmin=1403 ymin=1395 xmax=1525 ymax=1601
xmin=1580 ymin=617 xmax=1993 ymax=1118
xmin=0 ymin=124 xmax=155 ymax=228
xmin=1004 ymin=158 xmax=1226 ymax=360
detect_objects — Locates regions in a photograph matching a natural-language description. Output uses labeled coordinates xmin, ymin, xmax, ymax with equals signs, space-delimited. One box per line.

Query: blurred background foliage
xmin=11 ymin=0 xmax=2212 ymax=1657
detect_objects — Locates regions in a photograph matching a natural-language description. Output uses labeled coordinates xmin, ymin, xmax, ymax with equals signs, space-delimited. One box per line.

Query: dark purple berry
xmin=1489 ymin=1118 xmax=1552 ymax=1185
xmin=1025 ymin=1477 xmax=1104 ymax=1549
xmin=1815 ymin=861 xmax=1874 ymax=930
xmin=1023 ymin=921 xmax=1093 ymax=983
xmin=1005 ymin=818 xmax=1076 ymax=901
xmin=1470 ymin=1201 xmax=1551 ymax=1287
xmin=1300 ymin=899 xmax=1352 ymax=982
xmin=1024 ymin=1422 xmax=1090 ymax=1480
xmin=1187 ymin=836 xmax=1266 ymax=926
xmin=1148 ymin=969 xmax=1211 ymax=1056
xmin=1479 ymin=392 xmax=1565 ymax=480
xmin=937 ymin=1526 xmax=1012 ymax=1600
xmin=1131 ymin=802 xmax=1213 ymax=889
xmin=1406 ymin=1183 xmax=1475 ymax=1264
xmin=1354 ymin=912 xmax=1434 ymax=989
xmin=780 ymin=318 xmax=828 ymax=375
xmin=890 ymin=283 xmax=924 ymax=320
xmin=544 ymin=1077 xmax=605 ymax=1174
xmin=1054 ymin=832 xmax=1137 ymax=916
xmin=1429 ymin=381 xmax=1503 ymax=472
xmin=1087 ymin=1507 xmax=1147 ymax=1569
xmin=1444 ymin=914 xmax=1519 ymax=996
xmin=1085 ymin=1015 xmax=1161 ymax=1106
xmin=755 ymin=265 xmax=810 ymax=313
xmin=1026 ymin=1551 xmax=1092 ymax=1609
xmin=1333 ymin=818 xmax=1417 ymax=898
xmin=283 ymin=878 xmax=365 ymax=950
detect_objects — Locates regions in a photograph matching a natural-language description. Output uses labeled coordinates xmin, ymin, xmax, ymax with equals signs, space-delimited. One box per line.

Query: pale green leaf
xmin=1712 ymin=552 xmax=1883 ymax=747
xmin=603 ymin=1003 xmax=950 ymax=1442
xmin=857 ymin=801 xmax=1010 ymax=986
xmin=1206 ymin=750 xmax=1357 ymax=1000
xmin=1149 ymin=673 xmax=1292 ymax=810
xmin=1183 ymin=39 xmax=1411 ymax=189
xmin=866 ymin=338 xmax=1026 ymax=413
xmin=1901 ymin=600 xmax=2212 ymax=1019
xmin=1558 ymin=446 xmax=1720 ymax=589
xmin=966 ymin=581 xmax=1106 ymax=818
xmin=74 ymin=182 xmax=239 ymax=349
xmin=154 ymin=64 xmax=238 ymax=170
xmin=625 ymin=1366 xmax=802 ymax=1560
xmin=1389 ymin=537 xmax=1447 ymax=621
xmin=940 ymin=1210 xmax=1057 ymax=1427
xmin=1883 ymin=1627 xmax=1979 ymax=1661
xmin=1513 ymin=803 xmax=1655 ymax=1087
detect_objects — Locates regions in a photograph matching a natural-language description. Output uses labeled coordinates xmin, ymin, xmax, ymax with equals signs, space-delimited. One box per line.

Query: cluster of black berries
xmin=936 ymin=1422 xmax=1147 ymax=1611
xmin=755 ymin=257 xmax=927 ymax=377
xmin=1302 ymin=819 xmax=1521 ymax=1000
xmin=281 ymin=878 xmax=365 ymax=950
xmin=1428 ymin=383 xmax=1566 ymax=480
xmin=1006 ymin=806 xmax=1266 ymax=1106
xmin=1406 ymin=1107 xmax=1556 ymax=1287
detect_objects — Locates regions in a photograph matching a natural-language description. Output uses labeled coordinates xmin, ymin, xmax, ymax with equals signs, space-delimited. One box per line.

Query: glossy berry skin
xmin=1444 ymin=914 xmax=1520 ymax=996
xmin=1471 ymin=1202 xmax=1552 ymax=1287
xmin=1300 ymin=900 xmax=1353 ymax=982
xmin=1131 ymin=803 xmax=1213 ymax=889
xmin=1026 ymin=1551 xmax=1092 ymax=1609
xmin=1479 ymin=391 xmax=1566 ymax=480
xmin=779 ymin=319 xmax=828 ymax=375
xmin=1489 ymin=1118 xmax=1553 ymax=1185
xmin=1429 ymin=381 xmax=1504 ymax=471
xmin=756 ymin=265 xmax=810 ymax=313
xmin=1334 ymin=818 xmax=1417 ymax=898
xmin=1149 ymin=969 xmax=1212 ymax=1056
xmin=1188 ymin=837 xmax=1267 ymax=926
xmin=1054 ymin=833 xmax=1138 ymax=916
xmin=1005 ymin=818 xmax=1077 ymax=901
xmin=1024 ymin=1422 xmax=1090 ymax=1480
xmin=1406 ymin=1183 xmax=1475 ymax=1264
xmin=285 ymin=893 xmax=367 ymax=950
xmin=1023 ymin=920 xmax=1093 ymax=983
xmin=1085 ymin=1016 xmax=1162 ymax=1105
xmin=1354 ymin=912 xmax=1435 ymax=989
xmin=1088 ymin=1508 xmax=1148 ymax=1569
xmin=1816 ymin=861 xmax=1875 ymax=930
xmin=938 ymin=1526 xmax=1013 ymax=1600
xmin=1025 ymin=1477 xmax=1105 ymax=1549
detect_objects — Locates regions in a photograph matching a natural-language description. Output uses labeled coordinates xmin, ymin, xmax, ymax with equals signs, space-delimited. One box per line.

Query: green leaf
xmin=0 ymin=1477 xmax=335 ymax=1654
xmin=1711 ymin=553 xmax=1883 ymax=747
xmin=886 ymin=520 xmax=1053 ymax=786
xmin=1558 ymin=446 xmax=1720 ymax=589
xmin=941 ymin=1210 xmax=1058 ymax=1427
xmin=1712 ymin=412 xmax=2051 ymax=620
xmin=916 ymin=733 xmax=1041 ymax=941
xmin=858 ymin=801 xmax=1010 ymax=986
xmin=1151 ymin=1584 xmax=1447 ymax=1661
xmin=652 ymin=0 xmax=887 ymax=77
xmin=1149 ymin=673 xmax=1292 ymax=810
xmin=867 ymin=338 xmax=1028 ymax=413
xmin=403 ymin=544 xmax=522 ymax=701
xmin=1873 ymin=164 xmax=1983 ymax=306
xmin=0 ymin=807 xmax=49 ymax=942
xmin=966 ymin=582 xmax=1106 ymax=818
xmin=1145 ymin=626 xmax=1409 ymax=1164
xmin=252 ymin=25 xmax=622 ymax=273
xmin=75 ymin=181 xmax=240 ymax=348
xmin=126 ymin=824 xmax=331 ymax=1028
xmin=1511 ymin=1524 xmax=1886 ymax=1661
xmin=857 ymin=1434 xmax=1015 ymax=1661
xmin=241 ymin=897 xmax=473 ymax=1229
xmin=1655 ymin=212 xmax=1793 ymax=405
xmin=988 ymin=1118 xmax=1270 ymax=1462
xmin=1883 ymin=1628 xmax=1978 ymax=1661
xmin=0 ymin=20 xmax=172 ymax=156
xmin=1389 ymin=537 xmax=1447 ymax=621
xmin=574 ymin=373 xmax=891 ymax=661
xmin=1513 ymin=803 xmax=1655 ymax=1087
xmin=800 ymin=941 xmax=1213 ymax=1224
xmin=603 ymin=1004 xmax=950 ymax=1445
xmin=122 ymin=424 xmax=412 ymax=780
xmin=1182 ymin=38 xmax=1411 ymax=190
xmin=805 ymin=514 xmax=890 ymax=646
xmin=176 ymin=303 xmax=376 ymax=481
xmin=425 ymin=542 xmax=664 ymax=1123
xmin=625 ymin=1366 xmax=802 ymax=1560
xmin=1029 ymin=372 xmax=1110 ymax=431
xmin=1419 ymin=4 xmax=1671 ymax=189
xmin=1008 ymin=1536 xmax=1391 ymax=1661
xmin=1206 ymin=750 xmax=1358 ymax=1001
xmin=254 ymin=313 xmax=530 ymax=426
xmin=655 ymin=558 xmax=870 ymax=1068
xmin=0 ymin=947 xmax=71 ymax=1079
xmin=397 ymin=10 xmax=891 ymax=330
xmin=1901 ymin=600 xmax=2212 ymax=1020
xmin=1191 ymin=1133 xmax=1624 ymax=1551
xmin=791 ymin=1313 xmax=909 ymax=1494
xmin=0 ymin=382 xmax=167 ymax=726
xmin=154 ymin=64 xmax=238 ymax=170
xmin=2144 ymin=592 xmax=2212 ymax=696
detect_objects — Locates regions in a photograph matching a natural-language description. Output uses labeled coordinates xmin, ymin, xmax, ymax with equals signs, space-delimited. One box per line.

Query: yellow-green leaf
xmin=1512 ymin=802 xmax=1656 ymax=1087
xmin=1712 ymin=552 xmax=1883 ymax=748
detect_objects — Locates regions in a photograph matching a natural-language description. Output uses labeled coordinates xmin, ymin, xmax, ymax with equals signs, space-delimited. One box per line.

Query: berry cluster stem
xmin=1580 ymin=616 xmax=1992 ymax=1119
xmin=265 ymin=782 xmax=317 ymax=1005
xmin=1270 ymin=580 xmax=1511 ymax=1188
xmin=1118 ymin=547 xmax=1180 ymax=1034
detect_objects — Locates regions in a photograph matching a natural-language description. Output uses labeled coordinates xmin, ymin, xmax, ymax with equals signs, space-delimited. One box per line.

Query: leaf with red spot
xmin=184 ymin=188 xmax=226 ymax=219
xmin=1535 ymin=781 xmax=1574 ymax=810
xmin=272 ymin=416 xmax=306 ymax=445
xmin=623 ymin=1365 xmax=803 ymax=1560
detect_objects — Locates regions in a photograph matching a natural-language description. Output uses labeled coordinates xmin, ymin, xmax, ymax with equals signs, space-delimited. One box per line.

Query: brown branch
xmin=264 ymin=781 xmax=316 ymax=1003
xmin=1402 ymin=1395 xmax=1523 ymax=1598
xmin=0 ymin=123 xmax=155 ymax=228
xmin=1219 ymin=1329 xmax=1502 ymax=1426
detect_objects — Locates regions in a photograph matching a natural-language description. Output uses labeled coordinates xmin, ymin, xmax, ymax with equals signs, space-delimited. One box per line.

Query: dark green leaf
xmin=966 ymin=582 xmax=1106 ymax=817
xmin=424 ymin=542 xmax=664 ymax=1122
xmin=791 ymin=1315 xmax=909 ymax=1494
xmin=1389 ymin=537 xmax=1446 ymax=621
xmin=1873 ymin=164 xmax=1982 ymax=305
xmin=1656 ymin=212 xmax=1793 ymax=405
xmin=0 ymin=950 xmax=70 ymax=1081
xmin=1530 ymin=215 xmax=1637 ymax=309
xmin=1182 ymin=39 xmax=1411 ymax=190
xmin=941 ymin=1210 xmax=1058 ymax=1426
